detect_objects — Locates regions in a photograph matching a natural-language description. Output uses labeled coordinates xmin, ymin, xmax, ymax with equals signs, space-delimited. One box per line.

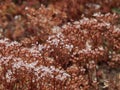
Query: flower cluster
xmin=0 ymin=12 xmax=120 ymax=89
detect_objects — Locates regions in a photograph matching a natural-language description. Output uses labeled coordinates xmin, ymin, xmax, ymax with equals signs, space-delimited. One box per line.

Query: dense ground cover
xmin=0 ymin=0 xmax=120 ymax=90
